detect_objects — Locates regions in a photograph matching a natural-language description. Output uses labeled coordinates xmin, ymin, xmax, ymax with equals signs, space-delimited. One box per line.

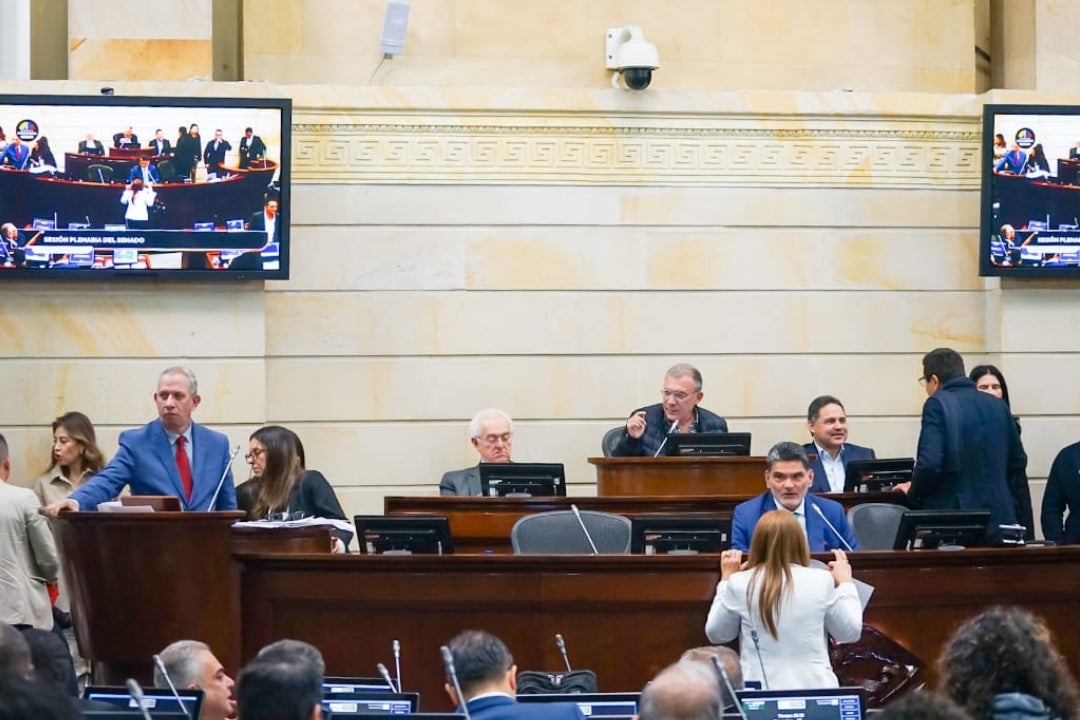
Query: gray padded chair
xmin=601 ymin=426 xmax=625 ymax=457
xmin=847 ymin=502 xmax=908 ymax=550
xmin=511 ymin=510 xmax=632 ymax=554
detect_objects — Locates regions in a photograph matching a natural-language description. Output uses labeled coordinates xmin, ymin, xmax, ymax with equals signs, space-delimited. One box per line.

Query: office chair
xmin=847 ymin=503 xmax=907 ymax=551
xmin=511 ymin=510 xmax=631 ymax=554
xmin=86 ymin=164 xmax=113 ymax=183
xmin=601 ymin=426 xmax=625 ymax=457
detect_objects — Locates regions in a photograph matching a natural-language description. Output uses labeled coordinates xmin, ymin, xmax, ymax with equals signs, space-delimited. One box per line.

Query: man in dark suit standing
xmin=43 ymin=366 xmax=237 ymax=514
xmin=147 ymin=129 xmax=172 ymax=156
xmin=239 ymin=127 xmax=266 ymax=169
xmin=440 ymin=409 xmax=513 ymax=496
xmin=803 ymin=395 xmax=876 ymax=493
xmin=444 ymin=630 xmax=585 ymax=720
xmin=203 ymin=129 xmax=232 ymax=174
xmin=895 ymin=348 xmax=1026 ymax=533
xmin=77 ymin=133 xmax=105 ymax=155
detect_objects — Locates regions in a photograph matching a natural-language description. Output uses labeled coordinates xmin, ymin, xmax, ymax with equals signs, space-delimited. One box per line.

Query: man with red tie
xmin=43 ymin=367 xmax=237 ymax=513
xmin=1 ymin=136 xmax=31 ymax=169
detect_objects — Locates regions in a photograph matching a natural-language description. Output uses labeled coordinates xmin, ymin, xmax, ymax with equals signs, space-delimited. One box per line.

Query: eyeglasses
xmin=661 ymin=389 xmax=696 ymax=402
xmin=244 ymin=448 xmax=265 ymax=463
xmin=478 ymin=433 xmax=512 ymax=446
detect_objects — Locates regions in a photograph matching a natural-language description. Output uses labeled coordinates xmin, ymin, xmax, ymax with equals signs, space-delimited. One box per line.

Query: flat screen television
xmin=518 ymin=693 xmax=640 ymax=717
xmin=892 ymin=510 xmax=992 ymax=550
xmin=843 ymin=458 xmax=915 ymax=493
xmin=979 ymin=103 xmax=1080 ymax=278
xmin=353 ymin=515 xmax=454 ymax=555
xmin=478 ymin=462 xmax=567 ymax=497
xmin=320 ymin=691 xmax=419 ymax=715
xmin=0 ymin=94 xmax=290 ymax=279
xmin=83 ymin=686 xmax=203 ymax=718
xmin=664 ymin=432 xmax=751 ymax=457
xmin=630 ymin=514 xmax=732 ymax=554
xmin=735 ymin=687 xmax=867 ymax=720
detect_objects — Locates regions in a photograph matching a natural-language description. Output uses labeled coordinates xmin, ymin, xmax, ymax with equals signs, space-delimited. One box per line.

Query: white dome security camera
xmin=605 ymin=25 xmax=659 ymax=90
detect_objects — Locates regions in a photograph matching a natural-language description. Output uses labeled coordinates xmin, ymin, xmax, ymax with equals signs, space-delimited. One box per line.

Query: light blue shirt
xmin=814 ymin=441 xmax=846 ymax=493
xmin=165 ymin=425 xmax=194 ymax=466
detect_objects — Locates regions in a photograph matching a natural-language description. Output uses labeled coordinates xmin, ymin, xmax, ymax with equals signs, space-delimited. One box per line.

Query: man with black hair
xmin=896 ymin=348 xmax=1026 ymax=531
xmin=444 ymin=630 xmax=584 ymax=720
xmin=639 ymin=661 xmax=722 ymax=720
xmin=236 ymin=658 xmax=322 ymax=720
xmin=803 ymin=395 xmax=876 ymax=494
xmin=0 ymin=675 xmax=78 ymax=720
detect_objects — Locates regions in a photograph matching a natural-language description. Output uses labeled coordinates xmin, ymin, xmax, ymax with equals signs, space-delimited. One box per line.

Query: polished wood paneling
xmin=589 ymin=457 xmax=766 ymax=496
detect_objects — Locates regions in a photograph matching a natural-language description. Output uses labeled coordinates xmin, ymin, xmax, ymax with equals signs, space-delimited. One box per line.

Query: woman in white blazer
xmin=704 ymin=509 xmax=863 ymax=689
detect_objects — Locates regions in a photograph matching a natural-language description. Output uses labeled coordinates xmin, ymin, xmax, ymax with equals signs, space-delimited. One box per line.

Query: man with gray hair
xmin=440 ymin=409 xmax=515 ymax=496
xmin=613 ymin=364 xmax=728 ymax=457
xmin=44 ymin=366 xmax=237 ymax=514
xmin=730 ymin=441 xmax=858 ymax=552
xmin=0 ymin=434 xmax=59 ymax=631
xmin=679 ymin=646 xmax=742 ymax=710
xmin=256 ymin=638 xmax=326 ymax=680
xmin=153 ymin=640 xmax=235 ymax=720
xmin=639 ymin=661 xmax=722 ymax=720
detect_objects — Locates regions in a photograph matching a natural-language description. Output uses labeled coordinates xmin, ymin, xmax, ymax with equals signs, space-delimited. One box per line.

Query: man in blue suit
xmin=803 ymin=395 xmax=876 ymax=494
xmin=43 ymin=366 xmax=237 ymax=513
xmin=731 ymin=441 xmax=858 ymax=552
xmin=127 ymin=156 xmax=161 ymax=185
xmin=1 ymin=137 xmax=31 ymax=169
xmin=444 ymin=630 xmax=584 ymax=720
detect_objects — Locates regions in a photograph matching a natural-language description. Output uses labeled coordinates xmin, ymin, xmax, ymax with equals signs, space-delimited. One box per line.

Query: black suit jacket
xmin=1042 ymin=441 xmax=1080 ymax=544
xmin=612 ymin=403 xmax=728 ymax=457
xmin=148 ymin=138 xmax=172 ymax=155
xmin=203 ymin=139 xmax=232 ymax=171
xmin=78 ymin=139 xmax=105 ymax=156
xmin=113 ymin=132 xmax=139 ymax=149
xmin=239 ymin=134 xmax=266 ymax=167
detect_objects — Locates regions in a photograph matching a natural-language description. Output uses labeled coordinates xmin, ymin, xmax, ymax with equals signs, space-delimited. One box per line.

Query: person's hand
xmin=41 ymin=499 xmax=78 ymax=517
xmin=828 ymin=548 xmax=853 ymax=585
xmin=331 ymin=537 xmax=345 ymax=554
xmin=720 ymin=549 xmax=743 ymax=581
xmin=626 ymin=411 xmax=647 ymax=439
xmin=892 ymin=481 xmax=911 ymax=494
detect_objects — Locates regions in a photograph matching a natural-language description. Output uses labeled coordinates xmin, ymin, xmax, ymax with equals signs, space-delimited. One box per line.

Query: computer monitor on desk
xmin=518 ymin=692 xmax=640 ymax=717
xmin=736 ymin=687 xmax=867 ymax=720
xmin=892 ymin=510 xmax=992 ymax=550
xmin=321 ymin=691 xmax=418 ymax=715
xmin=83 ymin=686 xmax=203 ymax=718
xmin=843 ymin=458 xmax=915 ymax=493
xmin=630 ymin=515 xmax=731 ymax=555
xmin=353 ymin=516 xmax=454 ymax=555
xmin=479 ymin=463 xmax=566 ymax=497
xmin=665 ymin=432 xmax=751 ymax=457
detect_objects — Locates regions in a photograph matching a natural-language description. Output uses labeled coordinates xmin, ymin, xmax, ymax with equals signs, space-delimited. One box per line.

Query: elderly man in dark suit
xmin=202 ymin=129 xmax=232 ymax=174
xmin=77 ymin=133 xmax=105 ymax=155
xmin=803 ymin=395 xmax=876 ymax=493
xmin=613 ymin=363 xmax=727 ymax=457
xmin=440 ymin=409 xmax=513 ymax=496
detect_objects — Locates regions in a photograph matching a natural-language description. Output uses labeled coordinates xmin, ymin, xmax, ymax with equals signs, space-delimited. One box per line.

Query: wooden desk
xmin=239 ymin=547 xmax=1080 ymax=709
xmin=384 ymin=494 xmax=905 ymax=554
xmin=589 ymin=456 xmax=764 ymax=496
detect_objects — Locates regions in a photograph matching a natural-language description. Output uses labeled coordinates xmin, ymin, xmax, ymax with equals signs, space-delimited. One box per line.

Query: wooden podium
xmin=589 ymin=456 xmax=765 ymax=496
xmin=50 ymin=511 xmax=330 ymax=684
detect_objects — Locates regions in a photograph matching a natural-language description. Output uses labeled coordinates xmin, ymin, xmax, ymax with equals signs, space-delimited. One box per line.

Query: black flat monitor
xmin=479 ymin=462 xmax=567 ymax=497
xmin=321 ymin=691 xmax=418 ymax=715
xmin=83 ymin=686 xmax=203 ymax=719
xmin=328 ymin=715 xmax=462 ymax=720
xmin=892 ymin=510 xmax=992 ymax=550
xmin=518 ymin=693 xmax=640 ymax=717
xmin=324 ymin=676 xmax=396 ymax=694
xmin=664 ymin=432 xmax=751 ymax=457
xmin=353 ymin=516 xmax=454 ymax=555
xmin=735 ymin=687 xmax=867 ymax=720
xmin=630 ymin=514 xmax=732 ymax=555
xmin=843 ymin=458 xmax=915 ymax=493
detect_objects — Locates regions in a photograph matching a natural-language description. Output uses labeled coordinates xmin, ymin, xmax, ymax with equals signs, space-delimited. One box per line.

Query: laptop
xmin=518 ymin=693 xmax=640 ymax=717
xmin=83 ymin=686 xmax=203 ymax=719
xmin=736 ymin=687 xmax=867 ymax=720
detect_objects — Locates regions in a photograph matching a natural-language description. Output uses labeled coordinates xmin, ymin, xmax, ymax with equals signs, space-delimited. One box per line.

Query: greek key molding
xmin=291 ymin=119 xmax=981 ymax=188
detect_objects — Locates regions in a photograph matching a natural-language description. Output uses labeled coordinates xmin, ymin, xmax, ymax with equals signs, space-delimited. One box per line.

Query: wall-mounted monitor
xmin=0 ymin=94 xmax=290 ymax=279
xmin=980 ymin=103 xmax=1080 ymax=278
xmin=665 ymin=432 xmax=751 ymax=457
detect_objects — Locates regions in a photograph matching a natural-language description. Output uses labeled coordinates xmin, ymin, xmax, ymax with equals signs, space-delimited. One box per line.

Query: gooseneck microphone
xmin=392 ymin=639 xmax=402 ymax=692
xmin=570 ymin=504 xmax=599 ymax=554
xmin=207 ymin=444 xmax=242 ymax=511
xmin=126 ymin=678 xmax=154 ymax=720
xmin=749 ymin=628 xmax=770 ymax=690
xmin=440 ymin=645 xmax=472 ymax=720
xmin=809 ymin=501 xmax=854 ymax=552
xmin=377 ymin=662 xmax=397 ymax=693
xmin=711 ymin=655 xmax=749 ymax=720
xmin=152 ymin=654 xmax=192 ymax=719
xmin=554 ymin=633 xmax=572 ymax=672
xmin=653 ymin=419 xmax=680 ymax=457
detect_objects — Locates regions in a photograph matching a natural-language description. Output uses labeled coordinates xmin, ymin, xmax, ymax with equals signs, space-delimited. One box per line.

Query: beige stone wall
xmin=243 ymin=0 xmax=977 ymax=93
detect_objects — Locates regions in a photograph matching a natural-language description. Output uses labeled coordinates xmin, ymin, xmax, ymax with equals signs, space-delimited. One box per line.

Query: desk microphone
xmin=392 ymin=638 xmax=402 ymax=692
xmin=653 ymin=419 xmax=679 ymax=457
xmin=570 ymin=504 xmax=599 ymax=554
xmin=152 ymin=654 xmax=192 ymax=719
xmin=554 ymin=633 xmax=572 ymax=672
xmin=126 ymin=678 xmax=154 ymax=720
xmin=207 ymin=444 xmax=241 ymax=511
xmin=377 ymin=662 xmax=397 ymax=693
xmin=809 ymin=501 xmax=854 ymax=552
xmin=749 ymin=628 xmax=770 ymax=690
xmin=440 ymin=645 xmax=472 ymax=720
xmin=710 ymin=655 xmax=748 ymax=720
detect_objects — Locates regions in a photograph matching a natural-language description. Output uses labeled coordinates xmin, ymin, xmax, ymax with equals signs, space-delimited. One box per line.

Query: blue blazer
xmin=466 ymin=695 xmax=584 ymax=720
xmin=2 ymin=143 xmax=30 ymax=169
xmin=127 ymin=164 xmax=161 ymax=184
xmin=69 ymin=419 xmax=236 ymax=511
xmin=731 ymin=492 xmax=859 ymax=553
xmin=803 ymin=442 xmax=876 ymax=494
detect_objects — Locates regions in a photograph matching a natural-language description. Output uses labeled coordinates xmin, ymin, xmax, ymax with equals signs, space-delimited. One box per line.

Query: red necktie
xmin=176 ymin=436 xmax=193 ymax=500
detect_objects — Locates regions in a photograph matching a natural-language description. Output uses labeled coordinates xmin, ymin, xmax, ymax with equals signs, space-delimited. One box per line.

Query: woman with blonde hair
xmin=704 ymin=510 xmax=862 ymax=689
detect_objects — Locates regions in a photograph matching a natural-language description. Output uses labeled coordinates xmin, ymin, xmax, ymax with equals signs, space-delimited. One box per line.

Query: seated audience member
xmin=0 ymin=622 xmax=32 ymax=676
xmin=613 ymin=363 xmax=728 ymax=457
xmin=255 ymin=638 xmax=325 ymax=680
xmin=639 ymin=660 xmax=722 ymax=720
xmin=803 ymin=395 xmax=876 ymax=493
xmin=42 ymin=366 xmax=237 ymax=515
xmin=127 ymin=155 xmax=161 ymax=185
xmin=0 ymin=674 xmax=78 ymax=720
xmin=236 ymin=658 xmax=322 ymax=720
xmin=444 ymin=629 xmax=585 ymax=720
xmin=994 ymin=143 xmax=1027 ymax=174
xmin=29 ymin=137 xmax=57 ymax=171
xmin=440 ymin=409 xmax=514 ymax=496
xmin=679 ymin=646 xmax=741 ymax=709
xmin=705 ymin=511 xmax=862 ymax=690
xmin=877 ymin=692 xmax=972 ymax=720
xmin=20 ymin=628 xmax=77 ymax=697
xmin=154 ymin=640 xmax=236 ymax=720
xmin=937 ymin=606 xmax=1079 ymax=720
xmin=0 ymin=433 xmax=60 ymax=631
xmin=731 ymin=441 xmax=858 ymax=552
xmin=113 ymin=127 xmax=139 ymax=149
xmin=236 ymin=425 xmax=349 ymax=551
xmin=1041 ymin=440 xmax=1080 ymax=545
xmin=77 ymin=133 xmax=105 ymax=156
xmin=1023 ymin=143 xmax=1050 ymax=177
